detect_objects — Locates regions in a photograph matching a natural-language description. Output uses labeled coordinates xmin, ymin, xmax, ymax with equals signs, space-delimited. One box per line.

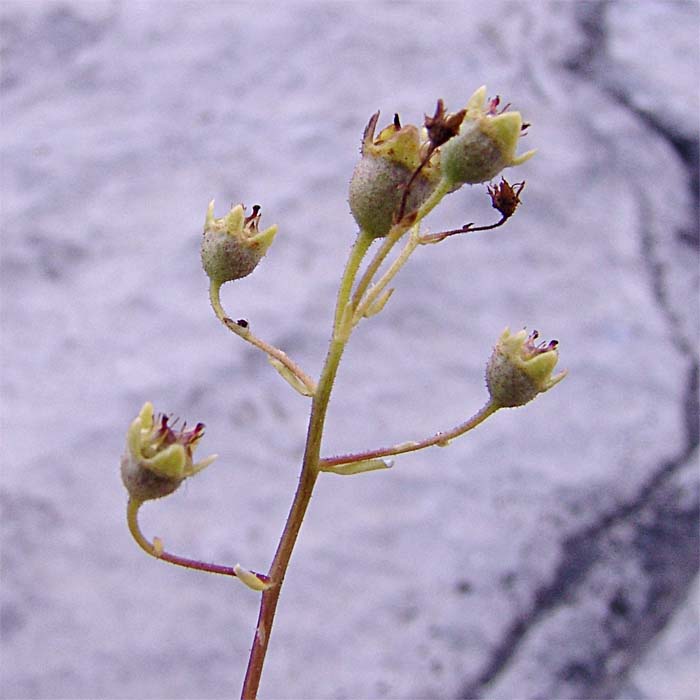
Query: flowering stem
xmin=241 ymin=231 xmax=373 ymax=699
xmin=126 ymin=498 xmax=270 ymax=583
xmin=209 ymin=281 xmax=316 ymax=395
xmin=419 ymin=215 xmax=508 ymax=244
xmin=351 ymin=225 xmax=405 ymax=310
xmin=240 ymin=175 xmax=473 ymax=696
xmin=350 ymin=178 xmax=451 ymax=314
xmin=420 ymin=178 xmax=525 ymax=244
xmin=320 ymin=400 xmax=499 ymax=468
xmin=353 ymin=227 xmax=420 ymax=324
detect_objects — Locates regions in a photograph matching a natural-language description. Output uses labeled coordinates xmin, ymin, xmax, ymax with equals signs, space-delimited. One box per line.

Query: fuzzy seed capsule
xmin=201 ymin=202 xmax=278 ymax=285
xmin=349 ymin=156 xmax=437 ymax=238
xmin=486 ymin=328 xmax=566 ymax=408
xmin=348 ymin=112 xmax=440 ymax=238
xmin=440 ymin=86 xmax=535 ymax=187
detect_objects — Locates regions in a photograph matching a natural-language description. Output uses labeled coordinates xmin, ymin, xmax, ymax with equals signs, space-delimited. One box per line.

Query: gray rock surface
xmin=1 ymin=2 xmax=698 ymax=699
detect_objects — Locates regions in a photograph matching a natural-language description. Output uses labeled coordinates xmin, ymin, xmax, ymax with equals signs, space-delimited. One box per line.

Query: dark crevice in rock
xmin=564 ymin=1 xmax=699 ymax=253
xmin=615 ymin=93 xmax=700 ymax=252
xmin=460 ymin=442 xmax=699 ymax=699
xmin=561 ymin=0 xmax=609 ymax=76
xmin=590 ymin=481 xmax=698 ymax=700
xmin=596 ymin=484 xmax=700 ymax=696
xmin=637 ymin=187 xmax=698 ymax=371
xmin=458 ymin=4 xmax=700 ymax=698
xmin=684 ymin=360 xmax=699 ymax=447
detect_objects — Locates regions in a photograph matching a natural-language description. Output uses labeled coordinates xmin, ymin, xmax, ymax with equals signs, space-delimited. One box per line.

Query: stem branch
xmin=127 ymin=498 xmax=270 ymax=583
xmin=351 ymin=177 xmax=451 ymax=312
xmin=419 ymin=215 xmax=508 ymax=244
xmin=320 ymin=400 xmax=499 ymax=468
xmin=353 ymin=228 xmax=420 ymax=324
xmin=209 ymin=281 xmax=317 ymax=395
xmin=240 ymin=232 xmax=373 ymax=699
xmin=240 ymin=176 xmax=456 ymax=697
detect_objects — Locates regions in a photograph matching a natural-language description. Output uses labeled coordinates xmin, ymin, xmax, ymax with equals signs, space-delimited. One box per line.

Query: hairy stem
xmin=240 ymin=178 xmax=454 ymax=697
xmin=209 ymin=281 xmax=316 ymax=395
xmin=351 ymin=176 xmax=451 ymax=310
xmin=353 ymin=228 xmax=420 ymax=324
xmin=127 ymin=498 xmax=269 ymax=582
xmin=320 ymin=400 xmax=499 ymax=467
xmin=419 ymin=215 xmax=508 ymax=244
xmin=351 ymin=225 xmax=405 ymax=310
xmin=241 ymin=231 xmax=373 ymax=699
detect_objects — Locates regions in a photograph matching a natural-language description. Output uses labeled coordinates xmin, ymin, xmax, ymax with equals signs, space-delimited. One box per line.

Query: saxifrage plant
xmin=120 ymin=86 xmax=566 ymax=698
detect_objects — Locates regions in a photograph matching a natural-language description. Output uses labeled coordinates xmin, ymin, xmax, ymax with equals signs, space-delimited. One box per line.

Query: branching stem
xmin=209 ymin=281 xmax=316 ymax=395
xmin=240 ymin=175 xmax=458 ymax=697
xmin=320 ymin=400 xmax=499 ymax=468
xmin=126 ymin=498 xmax=270 ymax=583
xmin=419 ymin=215 xmax=509 ymax=244
xmin=353 ymin=228 xmax=420 ymax=324
xmin=241 ymin=231 xmax=373 ymax=699
xmin=351 ymin=225 xmax=405 ymax=311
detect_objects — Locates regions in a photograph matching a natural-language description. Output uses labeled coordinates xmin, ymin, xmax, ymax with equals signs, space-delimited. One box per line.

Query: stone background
xmin=1 ymin=2 xmax=698 ymax=699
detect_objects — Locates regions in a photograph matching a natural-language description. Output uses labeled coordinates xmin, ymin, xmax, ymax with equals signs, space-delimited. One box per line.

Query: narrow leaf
xmin=363 ymin=287 xmax=395 ymax=318
xmin=268 ymin=357 xmax=315 ymax=397
xmin=234 ymin=564 xmax=272 ymax=592
xmin=321 ymin=458 xmax=394 ymax=476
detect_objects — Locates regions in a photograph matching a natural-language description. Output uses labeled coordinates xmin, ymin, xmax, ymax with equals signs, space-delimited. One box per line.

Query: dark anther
xmin=424 ymin=99 xmax=465 ymax=150
xmin=397 ymin=98 xmax=465 ymax=222
xmin=393 ymin=113 xmax=401 ymax=129
xmin=487 ymin=96 xmax=513 ymax=116
xmin=245 ymin=206 xmax=262 ymax=227
xmin=236 ymin=319 xmax=249 ymax=328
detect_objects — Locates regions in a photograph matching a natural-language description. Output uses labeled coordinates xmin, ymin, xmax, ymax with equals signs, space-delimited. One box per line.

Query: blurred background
xmin=1 ymin=2 xmax=698 ymax=698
